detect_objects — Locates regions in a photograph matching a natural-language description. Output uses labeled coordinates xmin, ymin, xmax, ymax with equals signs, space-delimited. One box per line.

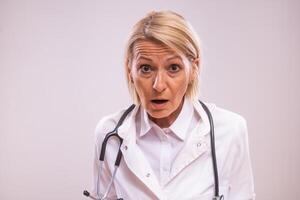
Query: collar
xmin=139 ymin=97 xmax=195 ymax=141
xmin=191 ymin=99 xmax=212 ymax=136
xmin=118 ymin=99 xmax=213 ymax=141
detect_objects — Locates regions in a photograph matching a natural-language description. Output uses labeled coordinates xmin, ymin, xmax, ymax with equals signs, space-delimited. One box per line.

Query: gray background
xmin=1 ymin=0 xmax=299 ymax=199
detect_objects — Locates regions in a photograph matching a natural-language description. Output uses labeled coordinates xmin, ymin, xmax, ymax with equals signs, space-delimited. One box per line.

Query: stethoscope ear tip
xmin=83 ymin=190 xmax=90 ymax=197
xmin=83 ymin=190 xmax=99 ymax=200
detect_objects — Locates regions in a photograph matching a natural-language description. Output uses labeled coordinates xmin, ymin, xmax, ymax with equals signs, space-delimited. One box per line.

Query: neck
xmin=149 ymin=98 xmax=184 ymax=128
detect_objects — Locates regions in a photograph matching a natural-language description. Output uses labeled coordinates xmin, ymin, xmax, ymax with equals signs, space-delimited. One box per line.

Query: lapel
xmin=116 ymin=101 xmax=213 ymax=194
xmin=169 ymin=101 xmax=212 ymax=181
xmin=118 ymin=105 xmax=163 ymax=198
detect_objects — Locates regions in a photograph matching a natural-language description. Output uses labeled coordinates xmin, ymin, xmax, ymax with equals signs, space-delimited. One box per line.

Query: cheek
xmin=174 ymin=75 xmax=190 ymax=94
xmin=133 ymin=77 xmax=151 ymax=100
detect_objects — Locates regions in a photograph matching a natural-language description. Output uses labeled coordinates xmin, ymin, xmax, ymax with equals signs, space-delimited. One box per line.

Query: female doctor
xmin=89 ymin=11 xmax=255 ymax=200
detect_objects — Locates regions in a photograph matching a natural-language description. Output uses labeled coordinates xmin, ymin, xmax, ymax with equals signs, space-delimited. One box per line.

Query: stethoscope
xmin=83 ymin=101 xmax=224 ymax=200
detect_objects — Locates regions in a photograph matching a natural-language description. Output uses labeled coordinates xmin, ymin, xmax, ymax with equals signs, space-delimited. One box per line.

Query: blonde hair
xmin=124 ymin=10 xmax=201 ymax=104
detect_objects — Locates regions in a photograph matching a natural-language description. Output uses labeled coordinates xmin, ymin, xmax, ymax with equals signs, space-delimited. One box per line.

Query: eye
xmin=140 ymin=64 xmax=152 ymax=74
xmin=168 ymin=64 xmax=181 ymax=73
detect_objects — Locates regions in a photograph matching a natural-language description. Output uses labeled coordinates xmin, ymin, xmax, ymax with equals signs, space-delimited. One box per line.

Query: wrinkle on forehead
xmin=133 ymin=40 xmax=179 ymax=60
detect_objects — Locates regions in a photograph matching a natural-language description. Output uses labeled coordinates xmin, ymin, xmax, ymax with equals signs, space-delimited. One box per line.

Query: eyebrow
xmin=167 ymin=55 xmax=182 ymax=60
xmin=137 ymin=56 xmax=152 ymax=61
xmin=136 ymin=55 xmax=182 ymax=61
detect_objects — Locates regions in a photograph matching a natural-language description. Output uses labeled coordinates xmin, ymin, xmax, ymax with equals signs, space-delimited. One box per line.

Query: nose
xmin=153 ymin=71 xmax=167 ymax=93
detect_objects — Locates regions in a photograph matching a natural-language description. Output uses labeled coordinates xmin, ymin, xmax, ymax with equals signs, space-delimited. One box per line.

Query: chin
xmin=147 ymin=109 xmax=170 ymax=119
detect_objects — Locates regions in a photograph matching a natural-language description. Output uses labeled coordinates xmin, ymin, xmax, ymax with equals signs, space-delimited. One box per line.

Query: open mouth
xmin=151 ymin=99 xmax=169 ymax=104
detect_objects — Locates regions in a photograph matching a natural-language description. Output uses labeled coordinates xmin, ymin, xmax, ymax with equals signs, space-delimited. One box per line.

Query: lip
xmin=150 ymin=99 xmax=169 ymax=110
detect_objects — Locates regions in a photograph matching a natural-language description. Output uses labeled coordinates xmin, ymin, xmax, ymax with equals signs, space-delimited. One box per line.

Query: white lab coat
xmin=92 ymin=101 xmax=255 ymax=200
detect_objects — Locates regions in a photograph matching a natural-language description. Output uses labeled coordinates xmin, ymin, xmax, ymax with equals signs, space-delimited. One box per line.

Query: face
xmin=129 ymin=40 xmax=197 ymax=126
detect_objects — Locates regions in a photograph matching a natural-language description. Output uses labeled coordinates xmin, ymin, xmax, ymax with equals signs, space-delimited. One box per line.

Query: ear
xmin=190 ymin=58 xmax=200 ymax=82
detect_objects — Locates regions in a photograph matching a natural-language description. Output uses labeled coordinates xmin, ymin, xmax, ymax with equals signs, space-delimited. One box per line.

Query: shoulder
xmin=95 ymin=108 xmax=126 ymax=141
xmin=204 ymin=102 xmax=248 ymax=144
xmin=207 ymin=103 xmax=247 ymax=128
xmin=94 ymin=106 xmax=136 ymax=143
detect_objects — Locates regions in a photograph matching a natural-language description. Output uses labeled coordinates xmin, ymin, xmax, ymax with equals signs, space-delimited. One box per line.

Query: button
xmin=163 ymin=128 xmax=171 ymax=134
xmin=197 ymin=142 xmax=202 ymax=147
xmin=146 ymin=173 xmax=151 ymax=177
xmin=124 ymin=145 xmax=128 ymax=150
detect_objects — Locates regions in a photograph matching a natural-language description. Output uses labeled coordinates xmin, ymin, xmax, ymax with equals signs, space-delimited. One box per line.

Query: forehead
xmin=132 ymin=40 xmax=179 ymax=59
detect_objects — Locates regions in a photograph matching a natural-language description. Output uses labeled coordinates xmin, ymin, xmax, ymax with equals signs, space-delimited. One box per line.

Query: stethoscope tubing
xmin=199 ymin=101 xmax=220 ymax=198
xmin=84 ymin=101 xmax=223 ymax=200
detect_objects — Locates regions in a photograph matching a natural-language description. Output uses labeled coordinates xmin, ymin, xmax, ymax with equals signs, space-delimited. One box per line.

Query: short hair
xmin=124 ymin=10 xmax=201 ymax=104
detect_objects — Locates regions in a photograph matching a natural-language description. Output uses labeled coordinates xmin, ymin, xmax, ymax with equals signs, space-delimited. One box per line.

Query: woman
xmin=88 ymin=11 xmax=255 ymax=200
